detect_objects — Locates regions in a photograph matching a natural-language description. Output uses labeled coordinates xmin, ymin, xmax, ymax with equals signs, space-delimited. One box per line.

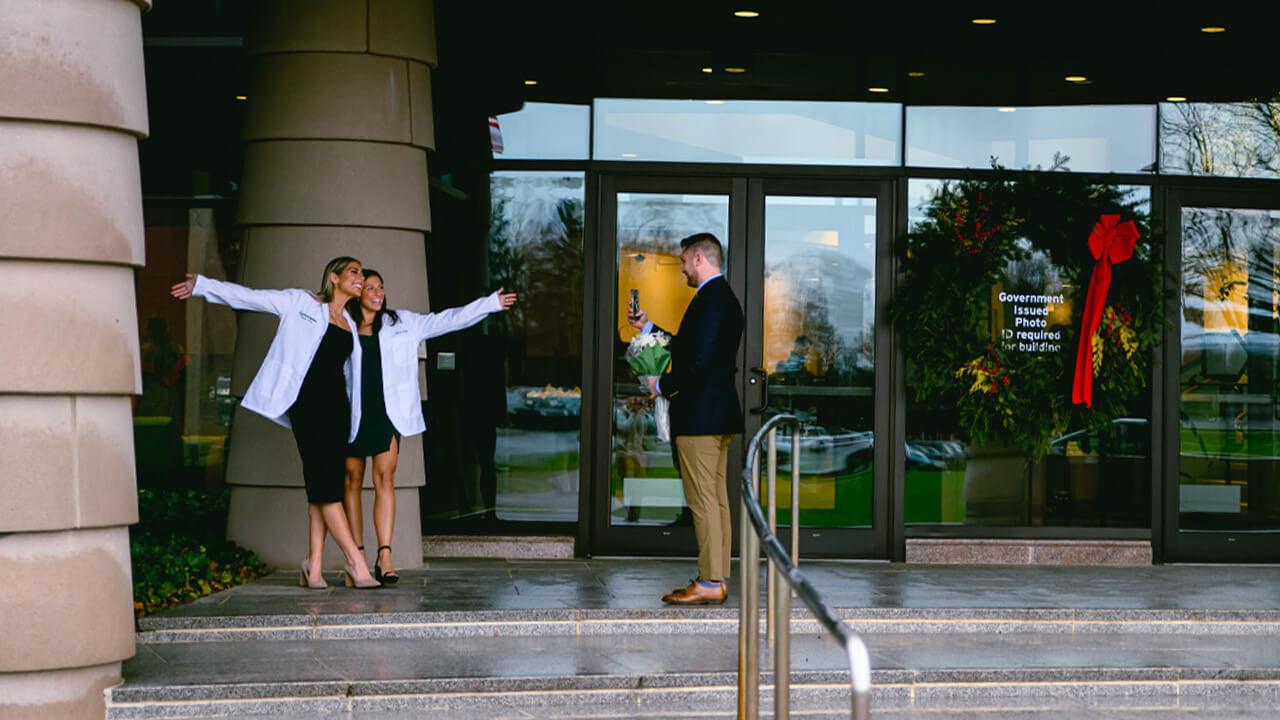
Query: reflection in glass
xmin=134 ymin=207 xmax=240 ymax=492
xmin=1159 ymin=101 xmax=1280 ymax=178
xmin=906 ymin=105 xmax=1156 ymax=173
xmin=612 ymin=193 xmax=730 ymax=526
xmin=481 ymin=174 xmax=586 ymax=520
xmin=491 ymin=102 xmax=590 ymax=160
xmin=902 ymin=179 xmax=1153 ymax=528
xmin=1179 ymin=207 xmax=1280 ymax=531
xmin=763 ymin=196 xmax=876 ymax=528
xmin=594 ymin=99 xmax=901 ymax=166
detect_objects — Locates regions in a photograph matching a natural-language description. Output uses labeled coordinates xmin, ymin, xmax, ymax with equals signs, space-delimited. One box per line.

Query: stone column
xmin=224 ymin=0 xmax=436 ymax=569
xmin=0 ymin=1 xmax=149 ymax=718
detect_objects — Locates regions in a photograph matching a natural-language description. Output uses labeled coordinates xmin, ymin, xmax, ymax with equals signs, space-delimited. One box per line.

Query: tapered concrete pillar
xmin=0 ymin=0 xmax=149 ymax=718
xmin=224 ymin=0 xmax=435 ymax=570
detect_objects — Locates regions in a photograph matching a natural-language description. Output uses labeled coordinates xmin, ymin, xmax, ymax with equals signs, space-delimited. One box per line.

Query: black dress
xmin=347 ymin=333 xmax=399 ymax=458
xmin=288 ymin=323 xmax=353 ymax=504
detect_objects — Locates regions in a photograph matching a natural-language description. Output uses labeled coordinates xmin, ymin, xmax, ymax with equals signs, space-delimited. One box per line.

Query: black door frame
xmin=1162 ymin=186 xmax=1280 ymax=562
xmin=588 ymin=171 xmax=895 ymax=559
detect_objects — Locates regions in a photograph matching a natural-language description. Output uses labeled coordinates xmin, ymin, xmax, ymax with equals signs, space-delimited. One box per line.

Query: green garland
xmin=893 ymin=173 xmax=1166 ymax=458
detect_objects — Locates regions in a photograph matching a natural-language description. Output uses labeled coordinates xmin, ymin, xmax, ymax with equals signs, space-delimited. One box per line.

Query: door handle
xmin=748 ymin=366 xmax=769 ymax=415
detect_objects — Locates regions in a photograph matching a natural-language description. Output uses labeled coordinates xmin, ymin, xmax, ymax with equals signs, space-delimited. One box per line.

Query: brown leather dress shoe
xmin=662 ymin=581 xmax=727 ymax=605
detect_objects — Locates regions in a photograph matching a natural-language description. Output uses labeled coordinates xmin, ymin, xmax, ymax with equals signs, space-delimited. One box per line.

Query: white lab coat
xmin=193 ymin=275 xmax=363 ymax=440
xmin=367 ymin=292 xmax=504 ymax=437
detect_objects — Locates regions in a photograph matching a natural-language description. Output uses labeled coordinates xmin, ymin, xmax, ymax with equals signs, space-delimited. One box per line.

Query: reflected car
xmin=774 ymin=425 xmax=873 ymax=475
xmin=507 ymin=385 xmax=582 ymax=427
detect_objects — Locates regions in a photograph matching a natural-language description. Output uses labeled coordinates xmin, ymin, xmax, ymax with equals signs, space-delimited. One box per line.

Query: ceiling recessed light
xmin=1064 ymin=75 xmax=1087 ymax=83
xmin=998 ymin=107 xmax=1017 ymax=112
xmin=733 ymin=10 xmax=760 ymax=17
xmin=907 ymin=71 xmax=925 ymax=77
xmin=1200 ymin=26 xmax=1226 ymax=33
xmin=234 ymin=95 xmax=247 ymax=101
xmin=724 ymin=67 xmax=746 ymax=73
xmin=621 ymin=153 xmax=637 ymax=158
xmin=971 ymin=18 xmax=996 ymax=25
xmin=524 ymin=79 xmax=537 ymax=86
xmin=868 ymin=87 xmax=889 ymax=93
xmin=701 ymin=67 xmax=713 ymax=73
xmin=705 ymin=100 xmax=725 ymax=104
xmin=1166 ymin=96 xmax=1188 ymax=102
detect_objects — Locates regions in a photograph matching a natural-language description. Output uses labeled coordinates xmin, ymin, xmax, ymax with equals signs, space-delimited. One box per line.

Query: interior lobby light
xmin=705 ymin=100 xmax=725 ymax=104
xmin=733 ymin=10 xmax=760 ymax=18
xmin=234 ymin=95 xmax=247 ymax=101
xmin=621 ymin=153 xmax=637 ymax=158
xmin=908 ymin=71 xmax=925 ymax=77
xmin=1065 ymin=75 xmax=1087 ymax=83
xmin=971 ymin=18 xmax=996 ymax=25
xmin=1199 ymin=26 xmax=1226 ymax=33
xmin=998 ymin=107 xmax=1017 ymax=112
xmin=868 ymin=87 xmax=889 ymax=93
xmin=1166 ymin=96 xmax=1188 ymax=102
xmin=724 ymin=67 xmax=746 ymax=73
xmin=701 ymin=67 xmax=713 ymax=73
xmin=524 ymin=79 xmax=538 ymax=85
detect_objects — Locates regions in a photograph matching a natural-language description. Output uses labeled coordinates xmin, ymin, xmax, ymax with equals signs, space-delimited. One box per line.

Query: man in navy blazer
xmin=629 ymin=232 xmax=744 ymax=604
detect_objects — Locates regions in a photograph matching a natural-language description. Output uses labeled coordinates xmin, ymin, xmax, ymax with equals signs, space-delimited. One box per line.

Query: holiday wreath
xmin=893 ymin=172 xmax=1166 ymax=459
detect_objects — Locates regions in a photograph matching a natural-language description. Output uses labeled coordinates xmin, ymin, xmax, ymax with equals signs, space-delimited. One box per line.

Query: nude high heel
xmin=299 ymin=557 xmax=327 ymax=589
xmin=344 ymin=562 xmax=381 ymax=589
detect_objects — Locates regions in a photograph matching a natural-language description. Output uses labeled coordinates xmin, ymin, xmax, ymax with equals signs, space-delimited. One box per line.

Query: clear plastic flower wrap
xmin=626 ymin=331 xmax=672 ymax=442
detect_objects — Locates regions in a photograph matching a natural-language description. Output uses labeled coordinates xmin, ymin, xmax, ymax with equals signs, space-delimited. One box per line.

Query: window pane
xmin=1159 ymin=101 xmax=1280 ymax=178
xmin=492 ymin=102 xmax=589 ymax=160
xmin=612 ymin=192 xmax=730 ymax=527
xmin=134 ymin=207 xmax=240 ymax=492
xmin=594 ymin=99 xmax=901 ymax=166
xmin=1179 ymin=207 xmax=1280 ymax=530
xmin=906 ymin=105 xmax=1156 ymax=173
xmin=902 ymin=178 xmax=1156 ymax=528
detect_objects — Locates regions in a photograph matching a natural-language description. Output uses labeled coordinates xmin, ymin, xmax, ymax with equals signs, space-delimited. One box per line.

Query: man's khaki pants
xmin=676 ymin=434 xmax=734 ymax=581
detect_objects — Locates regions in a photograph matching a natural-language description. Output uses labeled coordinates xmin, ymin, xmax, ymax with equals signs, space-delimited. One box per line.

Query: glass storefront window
xmin=902 ymin=178 xmax=1155 ymax=528
xmin=1159 ymin=101 xmax=1280 ymax=178
xmin=489 ymin=171 xmax=585 ymax=521
xmin=594 ymin=99 xmax=901 ymax=166
xmin=134 ymin=206 xmax=240 ymax=492
xmin=491 ymin=102 xmax=590 ymax=160
xmin=906 ymin=105 xmax=1156 ymax=173
xmin=1179 ymin=206 xmax=1280 ymax=530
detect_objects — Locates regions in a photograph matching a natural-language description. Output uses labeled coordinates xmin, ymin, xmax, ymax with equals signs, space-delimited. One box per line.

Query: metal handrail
xmin=738 ymin=413 xmax=871 ymax=720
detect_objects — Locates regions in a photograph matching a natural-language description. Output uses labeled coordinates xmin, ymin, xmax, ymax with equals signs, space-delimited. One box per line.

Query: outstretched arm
xmin=406 ymin=288 xmax=517 ymax=341
xmin=173 ymin=274 xmax=298 ymax=316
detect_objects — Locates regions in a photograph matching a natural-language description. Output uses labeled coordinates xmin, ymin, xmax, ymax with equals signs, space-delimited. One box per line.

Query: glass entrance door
xmin=591 ymin=175 xmax=890 ymax=558
xmin=1167 ymin=192 xmax=1280 ymax=562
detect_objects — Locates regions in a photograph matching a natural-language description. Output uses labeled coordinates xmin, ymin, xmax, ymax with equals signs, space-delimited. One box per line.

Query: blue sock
xmin=698 ymin=579 xmax=722 ymax=589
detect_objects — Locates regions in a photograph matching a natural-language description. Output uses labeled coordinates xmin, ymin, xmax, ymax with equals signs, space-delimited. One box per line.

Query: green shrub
xmin=131 ymin=488 xmax=267 ymax=619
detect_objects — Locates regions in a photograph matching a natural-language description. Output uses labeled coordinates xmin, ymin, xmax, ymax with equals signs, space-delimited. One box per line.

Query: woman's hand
xmin=170 ymin=274 xmax=197 ymax=300
xmin=496 ymin=287 xmax=517 ymax=310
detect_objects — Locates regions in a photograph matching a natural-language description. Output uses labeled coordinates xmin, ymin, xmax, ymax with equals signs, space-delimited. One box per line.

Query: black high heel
xmin=374 ymin=545 xmax=399 ymax=585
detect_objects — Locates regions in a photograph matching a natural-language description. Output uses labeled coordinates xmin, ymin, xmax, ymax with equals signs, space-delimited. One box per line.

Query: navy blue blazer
xmin=655 ymin=275 xmax=744 ymax=437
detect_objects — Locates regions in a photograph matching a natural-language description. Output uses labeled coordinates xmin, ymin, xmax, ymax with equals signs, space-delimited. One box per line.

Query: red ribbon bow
xmin=1072 ymin=214 xmax=1139 ymax=408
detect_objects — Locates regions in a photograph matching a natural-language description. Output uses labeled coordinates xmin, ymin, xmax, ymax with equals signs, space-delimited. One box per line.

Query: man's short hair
xmin=679 ymin=232 xmax=723 ymax=268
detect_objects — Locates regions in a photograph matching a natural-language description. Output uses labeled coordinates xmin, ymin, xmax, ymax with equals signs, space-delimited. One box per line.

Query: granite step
xmin=135 ymin=606 xmax=1280 ymax=643
xmin=107 ymin=631 xmax=1280 ymax=719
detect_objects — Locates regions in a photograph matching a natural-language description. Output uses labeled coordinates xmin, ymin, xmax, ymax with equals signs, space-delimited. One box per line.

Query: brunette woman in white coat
xmin=171 ymin=257 xmax=380 ymax=589
xmin=342 ymin=269 xmax=516 ymax=582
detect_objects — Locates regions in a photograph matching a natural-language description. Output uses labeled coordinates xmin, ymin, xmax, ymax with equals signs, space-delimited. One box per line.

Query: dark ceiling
xmin=144 ymin=2 xmax=1280 ymax=112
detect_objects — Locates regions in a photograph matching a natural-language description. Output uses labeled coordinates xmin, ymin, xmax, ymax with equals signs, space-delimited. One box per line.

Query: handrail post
xmin=765 ymin=428 xmax=777 ymax=649
xmin=737 ymin=446 xmax=761 ymax=720
xmin=791 ymin=427 xmax=800 ymax=595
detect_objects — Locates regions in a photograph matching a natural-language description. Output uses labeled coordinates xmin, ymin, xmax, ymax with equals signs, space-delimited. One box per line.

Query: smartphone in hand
xmin=629 ymin=288 xmax=639 ymax=317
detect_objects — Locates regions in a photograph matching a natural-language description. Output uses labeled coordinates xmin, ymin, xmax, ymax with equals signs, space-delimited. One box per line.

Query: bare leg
xmin=372 ymin=436 xmax=400 ymax=576
xmin=343 ymin=456 xmax=367 ymax=551
xmin=306 ymin=503 xmax=327 ymax=581
xmin=317 ymin=501 xmax=376 ymax=582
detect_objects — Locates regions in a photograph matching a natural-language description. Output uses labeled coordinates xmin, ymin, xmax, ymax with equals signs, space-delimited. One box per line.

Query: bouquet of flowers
xmin=626 ymin=330 xmax=673 ymax=442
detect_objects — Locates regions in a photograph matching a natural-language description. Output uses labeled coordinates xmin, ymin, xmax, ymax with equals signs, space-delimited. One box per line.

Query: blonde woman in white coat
xmin=171 ymin=257 xmax=380 ymax=589
xmin=342 ymin=269 xmax=516 ymax=583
